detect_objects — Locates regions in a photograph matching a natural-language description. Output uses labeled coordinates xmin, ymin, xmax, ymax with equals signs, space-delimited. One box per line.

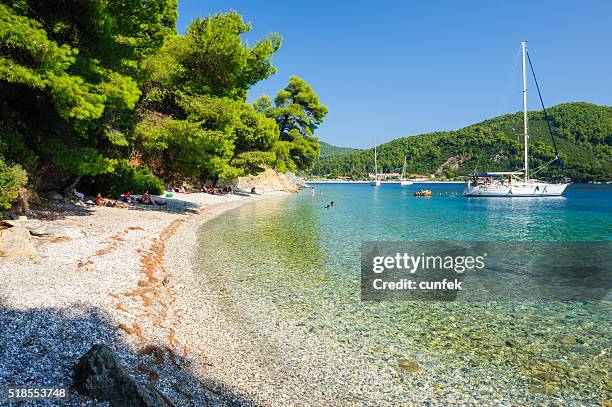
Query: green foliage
xmin=94 ymin=161 xmax=163 ymax=197
xmin=142 ymin=11 xmax=280 ymax=100
xmin=313 ymin=103 xmax=611 ymax=182
xmin=234 ymin=104 xmax=278 ymax=152
xmin=256 ymin=77 xmax=328 ymax=171
xmin=272 ymin=141 xmax=294 ymax=173
xmin=0 ymin=0 xmax=167 ymax=184
xmin=318 ymin=141 xmax=359 ymax=158
xmin=137 ymin=11 xmax=284 ymax=180
xmin=0 ymin=157 xmax=27 ymax=211
xmin=289 ymin=135 xmax=321 ymax=169
xmin=268 ymin=76 xmax=328 ymax=139
xmin=231 ymin=151 xmax=276 ymax=173
xmin=0 ymin=3 xmax=317 ymax=190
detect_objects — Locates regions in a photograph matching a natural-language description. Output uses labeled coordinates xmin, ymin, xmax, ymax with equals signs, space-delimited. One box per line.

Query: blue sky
xmin=178 ymin=1 xmax=612 ymax=149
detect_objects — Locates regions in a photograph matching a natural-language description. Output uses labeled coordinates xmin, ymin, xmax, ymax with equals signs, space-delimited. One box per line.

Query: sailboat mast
xmin=374 ymin=145 xmax=378 ymax=179
xmin=402 ymin=155 xmax=406 ymax=179
xmin=521 ymin=41 xmax=529 ymax=181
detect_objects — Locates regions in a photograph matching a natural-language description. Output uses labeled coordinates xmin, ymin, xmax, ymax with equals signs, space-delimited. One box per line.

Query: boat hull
xmin=400 ymin=180 xmax=414 ymax=186
xmin=371 ymin=180 xmax=381 ymax=186
xmin=464 ymin=182 xmax=568 ymax=197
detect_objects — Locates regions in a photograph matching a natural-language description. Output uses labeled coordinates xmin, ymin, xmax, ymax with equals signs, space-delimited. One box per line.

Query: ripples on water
xmin=196 ymin=183 xmax=611 ymax=404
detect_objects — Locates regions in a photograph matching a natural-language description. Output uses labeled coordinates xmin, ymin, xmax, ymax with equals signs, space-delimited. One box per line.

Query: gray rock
xmin=73 ymin=344 xmax=170 ymax=406
xmin=4 ymin=211 xmax=19 ymax=220
xmin=51 ymin=192 xmax=64 ymax=200
xmin=29 ymin=224 xmax=85 ymax=239
xmin=0 ymin=225 xmax=39 ymax=262
xmin=284 ymin=172 xmax=308 ymax=188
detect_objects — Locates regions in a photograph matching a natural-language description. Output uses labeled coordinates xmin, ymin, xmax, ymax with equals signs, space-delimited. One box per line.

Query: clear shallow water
xmin=196 ymin=183 xmax=611 ymax=404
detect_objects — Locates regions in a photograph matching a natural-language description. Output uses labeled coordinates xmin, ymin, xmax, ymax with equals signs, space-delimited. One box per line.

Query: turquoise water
xmin=196 ymin=183 xmax=611 ymax=404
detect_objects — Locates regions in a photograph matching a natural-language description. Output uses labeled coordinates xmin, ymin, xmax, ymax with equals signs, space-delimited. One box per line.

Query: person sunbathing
xmin=138 ymin=191 xmax=167 ymax=206
xmin=139 ymin=191 xmax=154 ymax=204
xmin=96 ymin=193 xmax=125 ymax=208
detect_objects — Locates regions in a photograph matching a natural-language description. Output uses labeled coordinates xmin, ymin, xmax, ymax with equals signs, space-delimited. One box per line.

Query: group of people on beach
xmin=201 ymin=185 xmax=260 ymax=195
xmin=201 ymin=185 xmax=234 ymax=195
xmin=92 ymin=191 xmax=168 ymax=208
xmin=75 ymin=183 xmax=259 ymax=210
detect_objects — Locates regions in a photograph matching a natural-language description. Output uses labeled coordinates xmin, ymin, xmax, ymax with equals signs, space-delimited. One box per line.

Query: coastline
xmin=163 ymin=185 xmax=612 ymax=407
xmin=2 ymin=186 xmax=609 ymax=406
xmin=0 ymin=191 xmax=287 ymax=405
xmin=164 ymin=192 xmax=421 ymax=406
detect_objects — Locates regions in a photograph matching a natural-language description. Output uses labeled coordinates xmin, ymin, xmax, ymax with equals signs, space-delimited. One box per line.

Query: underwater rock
xmin=559 ymin=336 xmax=576 ymax=345
xmin=397 ymin=359 xmax=420 ymax=372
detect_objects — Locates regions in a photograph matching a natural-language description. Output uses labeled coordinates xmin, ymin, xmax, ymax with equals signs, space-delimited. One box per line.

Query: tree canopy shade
xmin=312 ymin=103 xmax=611 ymax=183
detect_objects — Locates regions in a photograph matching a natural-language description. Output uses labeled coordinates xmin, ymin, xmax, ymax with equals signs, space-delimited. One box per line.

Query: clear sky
xmin=177 ymin=0 xmax=612 ymax=149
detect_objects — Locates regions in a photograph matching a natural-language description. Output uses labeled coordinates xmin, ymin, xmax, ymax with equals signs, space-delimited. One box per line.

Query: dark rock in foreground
xmin=74 ymin=344 xmax=171 ymax=406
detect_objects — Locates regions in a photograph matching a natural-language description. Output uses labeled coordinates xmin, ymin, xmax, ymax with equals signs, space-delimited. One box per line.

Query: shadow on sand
xmin=0 ymin=301 xmax=254 ymax=406
xmin=32 ymin=198 xmax=203 ymax=221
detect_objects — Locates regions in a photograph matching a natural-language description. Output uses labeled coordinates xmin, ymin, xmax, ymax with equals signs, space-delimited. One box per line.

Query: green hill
xmin=311 ymin=103 xmax=611 ymax=182
xmin=318 ymin=141 xmax=359 ymax=158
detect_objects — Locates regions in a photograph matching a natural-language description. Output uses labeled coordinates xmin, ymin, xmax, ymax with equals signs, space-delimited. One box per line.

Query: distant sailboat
xmin=464 ymin=41 xmax=569 ymax=197
xmin=371 ymin=144 xmax=381 ymax=186
xmin=400 ymin=155 xmax=413 ymax=186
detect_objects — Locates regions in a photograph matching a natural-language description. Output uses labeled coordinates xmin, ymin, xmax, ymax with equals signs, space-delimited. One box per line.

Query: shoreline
xmin=2 ymin=187 xmax=609 ymax=405
xmin=0 ymin=191 xmax=287 ymax=405
xmin=162 ymin=188 xmax=612 ymax=407
xmin=306 ymin=180 xmax=465 ymax=184
xmin=163 ymin=192 xmax=413 ymax=406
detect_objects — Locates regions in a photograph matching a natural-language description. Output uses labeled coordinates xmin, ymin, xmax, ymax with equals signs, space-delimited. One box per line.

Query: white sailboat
xmin=400 ymin=155 xmax=413 ymax=186
xmin=371 ymin=144 xmax=381 ymax=186
xmin=464 ymin=42 xmax=569 ymax=197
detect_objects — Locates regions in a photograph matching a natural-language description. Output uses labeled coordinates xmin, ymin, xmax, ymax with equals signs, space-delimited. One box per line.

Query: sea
xmin=195 ymin=182 xmax=611 ymax=404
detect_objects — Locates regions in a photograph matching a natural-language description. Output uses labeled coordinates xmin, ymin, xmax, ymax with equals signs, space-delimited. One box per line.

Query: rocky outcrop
xmin=435 ymin=155 xmax=467 ymax=176
xmin=29 ymin=224 xmax=85 ymax=239
xmin=0 ymin=225 xmax=39 ymax=262
xmin=222 ymin=167 xmax=305 ymax=193
xmin=73 ymin=344 xmax=171 ymax=406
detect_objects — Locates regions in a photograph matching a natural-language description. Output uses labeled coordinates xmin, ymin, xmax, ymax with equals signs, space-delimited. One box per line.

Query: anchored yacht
xmin=464 ymin=42 xmax=569 ymax=197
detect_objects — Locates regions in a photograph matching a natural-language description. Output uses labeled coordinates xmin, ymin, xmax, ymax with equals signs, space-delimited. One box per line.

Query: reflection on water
xmin=195 ymin=184 xmax=611 ymax=404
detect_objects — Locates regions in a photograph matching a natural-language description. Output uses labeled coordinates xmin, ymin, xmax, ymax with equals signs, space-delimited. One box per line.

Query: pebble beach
xmin=0 ymin=191 xmax=286 ymax=406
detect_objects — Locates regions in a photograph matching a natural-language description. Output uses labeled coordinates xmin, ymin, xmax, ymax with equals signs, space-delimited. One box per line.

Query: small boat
xmin=464 ymin=41 xmax=569 ymax=197
xmin=399 ymin=155 xmax=413 ymax=186
xmin=414 ymin=189 xmax=432 ymax=196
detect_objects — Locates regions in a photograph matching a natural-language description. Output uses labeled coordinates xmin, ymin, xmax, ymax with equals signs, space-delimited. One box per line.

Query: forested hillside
xmin=0 ymin=1 xmax=327 ymax=214
xmin=312 ymin=103 xmax=611 ymax=182
xmin=318 ymin=141 xmax=359 ymax=158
